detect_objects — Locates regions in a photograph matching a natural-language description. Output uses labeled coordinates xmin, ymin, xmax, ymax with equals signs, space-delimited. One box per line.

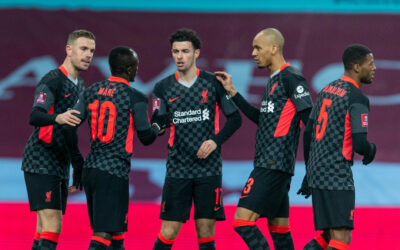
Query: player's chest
xmin=164 ymin=82 xmax=217 ymax=111
xmin=260 ymin=80 xmax=287 ymax=113
xmin=56 ymin=82 xmax=82 ymax=107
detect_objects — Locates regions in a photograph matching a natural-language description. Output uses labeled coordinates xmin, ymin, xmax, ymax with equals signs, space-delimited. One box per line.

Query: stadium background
xmin=0 ymin=1 xmax=399 ymax=249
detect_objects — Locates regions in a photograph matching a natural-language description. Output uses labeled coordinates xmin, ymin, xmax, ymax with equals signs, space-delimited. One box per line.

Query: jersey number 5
xmin=316 ymin=98 xmax=332 ymax=141
xmin=88 ymin=100 xmax=116 ymax=143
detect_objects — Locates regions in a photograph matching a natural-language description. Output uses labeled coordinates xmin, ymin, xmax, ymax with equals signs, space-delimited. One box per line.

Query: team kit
xmin=21 ymin=28 xmax=377 ymax=250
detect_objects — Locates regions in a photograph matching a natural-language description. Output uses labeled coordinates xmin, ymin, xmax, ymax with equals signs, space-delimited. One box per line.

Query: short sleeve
xmin=131 ymin=90 xmax=151 ymax=131
xmin=152 ymin=82 xmax=168 ymax=115
xmin=282 ymin=73 xmax=313 ymax=112
xmin=32 ymin=83 xmax=56 ymax=111
xmin=349 ymin=103 xmax=369 ymax=134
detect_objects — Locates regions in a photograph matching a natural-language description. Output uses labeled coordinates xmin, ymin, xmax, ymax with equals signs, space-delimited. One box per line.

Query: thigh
xmin=90 ymin=169 xmax=129 ymax=233
xmin=237 ymin=168 xmax=291 ymax=218
xmin=24 ymin=172 xmax=66 ymax=213
xmin=312 ymin=188 xmax=355 ymax=231
xmin=83 ymin=168 xmax=94 ymax=229
xmin=160 ymin=177 xmax=193 ymax=223
xmin=193 ymin=175 xmax=225 ymax=221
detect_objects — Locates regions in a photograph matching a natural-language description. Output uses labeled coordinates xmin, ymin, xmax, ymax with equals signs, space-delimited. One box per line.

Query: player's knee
xmin=196 ymin=224 xmax=214 ymax=238
xmin=234 ymin=207 xmax=259 ymax=221
xmin=38 ymin=209 xmax=63 ymax=233
xmin=268 ymin=217 xmax=289 ymax=226
xmin=160 ymin=226 xmax=179 ymax=240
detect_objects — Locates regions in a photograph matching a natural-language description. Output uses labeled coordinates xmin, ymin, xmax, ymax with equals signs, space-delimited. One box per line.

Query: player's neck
xmin=177 ymin=66 xmax=197 ymax=84
xmin=62 ymin=59 xmax=80 ymax=80
xmin=268 ymin=57 xmax=286 ymax=75
xmin=343 ymin=72 xmax=361 ymax=88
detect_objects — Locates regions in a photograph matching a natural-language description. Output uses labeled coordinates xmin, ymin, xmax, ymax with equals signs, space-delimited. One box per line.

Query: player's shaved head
xmin=256 ymin=28 xmax=285 ymax=52
xmin=109 ymin=46 xmax=139 ymax=76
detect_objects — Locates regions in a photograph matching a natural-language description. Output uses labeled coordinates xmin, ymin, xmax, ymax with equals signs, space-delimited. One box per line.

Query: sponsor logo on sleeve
xmin=36 ymin=92 xmax=47 ymax=104
xmin=152 ymin=98 xmax=161 ymax=112
xmin=294 ymin=85 xmax=310 ymax=99
xmin=361 ymin=114 xmax=368 ymax=127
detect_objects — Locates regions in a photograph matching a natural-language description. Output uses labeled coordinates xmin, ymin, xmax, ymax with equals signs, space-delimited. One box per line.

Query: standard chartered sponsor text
xmin=173 ymin=109 xmax=209 ymax=124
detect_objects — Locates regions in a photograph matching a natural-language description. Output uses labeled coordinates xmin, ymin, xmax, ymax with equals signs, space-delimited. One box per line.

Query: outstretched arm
xmin=215 ymin=71 xmax=260 ymax=124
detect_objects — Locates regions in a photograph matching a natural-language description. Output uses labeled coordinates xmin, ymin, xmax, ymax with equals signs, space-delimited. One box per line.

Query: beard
xmin=360 ymin=76 xmax=373 ymax=84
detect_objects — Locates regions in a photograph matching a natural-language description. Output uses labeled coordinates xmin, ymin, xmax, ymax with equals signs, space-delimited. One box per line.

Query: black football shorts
xmin=311 ymin=188 xmax=355 ymax=230
xmin=237 ymin=167 xmax=291 ymax=218
xmin=160 ymin=175 xmax=225 ymax=222
xmin=83 ymin=168 xmax=129 ymax=232
xmin=24 ymin=172 xmax=68 ymax=214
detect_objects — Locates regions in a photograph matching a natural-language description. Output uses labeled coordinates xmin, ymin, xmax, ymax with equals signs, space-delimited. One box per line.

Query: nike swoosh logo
xmin=65 ymin=93 xmax=72 ymax=98
xmin=214 ymin=207 xmax=220 ymax=211
xmin=169 ymin=96 xmax=180 ymax=102
xmin=240 ymin=195 xmax=248 ymax=199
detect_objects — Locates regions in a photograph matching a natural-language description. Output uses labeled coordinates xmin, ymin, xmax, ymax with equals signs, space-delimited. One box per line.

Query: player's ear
xmin=271 ymin=44 xmax=279 ymax=55
xmin=66 ymin=45 xmax=72 ymax=57
xmin=353 ymin=63 xmax=361 ymax=74
xmin=195 ymin=49 xmax=200 ymax=59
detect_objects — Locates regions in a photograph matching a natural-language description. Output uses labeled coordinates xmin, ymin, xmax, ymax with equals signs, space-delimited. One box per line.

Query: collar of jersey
xmin=59 ymin=65 xmax=68 ymax=77
xmin=270 ymin=62 xmax=291 ymax=79
xmin=341 ymin=75 xmax=359 ymax=88
xmin=174 ymin=68 xmax=200 ymax=82
xmin=108 ymin=76 xmax=130 ymax=86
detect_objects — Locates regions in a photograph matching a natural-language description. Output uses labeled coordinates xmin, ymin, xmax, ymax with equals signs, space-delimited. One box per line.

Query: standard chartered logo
xmin=202 ymin=109 xmax=210 ymax=120
xmin=260 ymin=100 xmax=274 ymax=113
xmin=173 ymin=108 xmax=210 ymax=124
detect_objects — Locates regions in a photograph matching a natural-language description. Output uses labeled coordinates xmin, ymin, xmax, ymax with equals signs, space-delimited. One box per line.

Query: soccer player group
xmin=21 ymin=27 xmax=376 ymax=250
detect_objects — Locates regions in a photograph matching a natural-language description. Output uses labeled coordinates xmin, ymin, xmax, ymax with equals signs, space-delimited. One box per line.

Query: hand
xmin=196 ymin=140 xmax=217 ymax=159
xmin=214 ymin=71 xmax=237 ymax=97
xmin=151 ymin=109 xmax=171 ymax=130
xmin=56 ymin=110 xmax=81 ymax=126
xmin=297 ymin=175 xmax=311 ymax=199
xmin=362 ymin=143 xmax=376 ymax=165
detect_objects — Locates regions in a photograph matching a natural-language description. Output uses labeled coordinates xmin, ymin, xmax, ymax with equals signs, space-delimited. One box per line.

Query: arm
xmin=297 ymin=107 xmax=317 ymax=199
xmin=349 ymin=101 xmax=376 ymax=165
xmin=63 ymin=126 xmax=84 ymax=191
xmin=29 ymin=82 xmax=81 ymax=127
xmin=231 ymin=93 xmax=260 ymax=124
xmin=215 ymin=71 xmax=260 ymax=124
xmin=132 ymin=90 xmax=170 ymax=146
xmin=212 ymin=111 xmax=241 ymax=146
xmin=197 ymin=81 xmax=242 ymax=159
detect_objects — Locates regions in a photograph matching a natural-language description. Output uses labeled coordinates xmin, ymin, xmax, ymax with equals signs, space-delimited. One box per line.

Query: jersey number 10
xmin=88 ymin=100 xmax=117 ymax=143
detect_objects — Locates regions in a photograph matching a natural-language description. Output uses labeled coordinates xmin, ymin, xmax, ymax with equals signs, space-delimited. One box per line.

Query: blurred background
xmin=0 ymin=0 xmax=399 ymax=249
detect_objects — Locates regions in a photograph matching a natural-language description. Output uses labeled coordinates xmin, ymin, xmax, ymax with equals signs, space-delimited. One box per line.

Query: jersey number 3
xmin=88 ymin=100 xmax=117 ymax=143
xmin=316 ymin=98 xmax=332 ymax=141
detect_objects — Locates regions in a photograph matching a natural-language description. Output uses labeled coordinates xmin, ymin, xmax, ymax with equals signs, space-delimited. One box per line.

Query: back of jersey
xmin=308 ymin=76 xmax=361 ymax=190
xmin=77 ymin=76 xmax=137 ymax=179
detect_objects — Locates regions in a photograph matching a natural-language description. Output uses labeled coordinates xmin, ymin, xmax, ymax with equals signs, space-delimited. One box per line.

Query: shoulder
xmin=199 ymin=70 xmax=217 ymax=82
xmin=130 ymin=87 xmax=149 ymax=104
xmin=38 ymin=69 xmax=64 ymax=90
xmin=281 ymin=66 xmax=307 ymax=83
xmin=349 ymin=86 xmax=369 ymax=106
xmin=154 ymin=74 xmax=175 ymax=94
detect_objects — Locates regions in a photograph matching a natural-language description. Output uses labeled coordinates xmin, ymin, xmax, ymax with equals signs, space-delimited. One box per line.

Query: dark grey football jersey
xmin=74 ymin=76 xmax=151 ymax=179
xmin=22 ymin=66 xmax=85 ymax=179
xmin=153 ymin=69 xmax=238 ymax=179
xmin=254 ymin=63 xmax=313 ymax=175
xmin=307 ymin=75 xmax=370 ymax=191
